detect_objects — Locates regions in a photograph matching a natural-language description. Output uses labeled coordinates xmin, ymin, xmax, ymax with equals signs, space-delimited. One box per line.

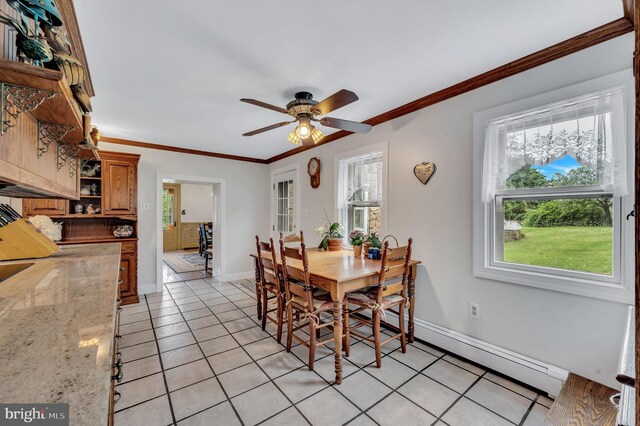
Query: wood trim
xmin=634 ymin=1 xmax=639 ymax=424
xmin=267 ymin=18 xmax=633 ymax=163
xmin=623 ymin=0 xmax=635 ymax=24
xmin=57 ymin=0 xmax=95 ymax=97
xmin=100 ymin=136 xmax=268 ymax=164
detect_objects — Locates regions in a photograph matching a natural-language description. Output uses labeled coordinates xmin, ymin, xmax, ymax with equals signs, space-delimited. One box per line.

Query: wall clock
xmin=307 ymin=157 xmax=321 ymax=188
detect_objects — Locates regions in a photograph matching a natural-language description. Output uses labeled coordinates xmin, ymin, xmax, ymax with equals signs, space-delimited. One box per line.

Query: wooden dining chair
xmin=255 ymin=235 xmax=286 ymax=343
xmin=279 ymin=231 xmax=302 ymax=244
xmin=280 ymin=232 xmax=350 ymax=370
xmin=346 ymin=238 xmax=413 ymax=368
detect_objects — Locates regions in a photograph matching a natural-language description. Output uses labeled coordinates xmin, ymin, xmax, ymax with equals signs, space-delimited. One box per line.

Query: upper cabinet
xmin=23 ymin=198 xmax=68 ymax=216
xmin=101 ymin=152 xmax=139 ymax=215
xmin=0 ymin=0 xmax=98 ymax=199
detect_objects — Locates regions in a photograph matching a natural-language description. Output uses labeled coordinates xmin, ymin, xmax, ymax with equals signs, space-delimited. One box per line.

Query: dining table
xmin=249 ymin=248 xmax=421 ymax=384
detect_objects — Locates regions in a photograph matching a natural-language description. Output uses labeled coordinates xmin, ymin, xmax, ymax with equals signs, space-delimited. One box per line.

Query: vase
xmin=327 ymin=238 xmax=343 ymax=251
xmin=353 ymin=245 xmax=363 ymax=257
xmin=363 ymin=242 xmax=371 ymax=255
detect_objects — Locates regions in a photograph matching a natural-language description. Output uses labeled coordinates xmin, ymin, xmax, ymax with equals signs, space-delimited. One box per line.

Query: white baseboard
xmin=387 ymin=312 xmax=568 ymax=397
xmin=222 ymin=271 xmax=254 ymax=282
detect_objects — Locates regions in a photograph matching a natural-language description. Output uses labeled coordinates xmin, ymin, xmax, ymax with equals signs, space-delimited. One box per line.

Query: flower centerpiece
xmin=363 ymin=232 xmax=381 ymax=255
xmin=349 ymin=229 xmax=366 ymax=257
xmin=315 ymin=211 xmax=344 ymax=251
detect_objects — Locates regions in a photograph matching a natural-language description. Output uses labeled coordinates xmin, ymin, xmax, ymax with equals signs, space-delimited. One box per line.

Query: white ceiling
xmin=74 ymin=0 xmax=623 ymax=160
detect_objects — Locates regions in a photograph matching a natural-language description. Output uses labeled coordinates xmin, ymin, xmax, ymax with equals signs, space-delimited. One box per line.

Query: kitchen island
xmin=0 ymin=243 xmax=122 ymax=425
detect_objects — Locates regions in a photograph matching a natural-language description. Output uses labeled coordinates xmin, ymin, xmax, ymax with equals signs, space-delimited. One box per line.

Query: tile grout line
xmin=195 ymin=281 xmax=315 ymax=426
xmin=124 ymin=278 xmax=545 ymax=426
xmin=161 ymin=282 xmax=247 ymax=426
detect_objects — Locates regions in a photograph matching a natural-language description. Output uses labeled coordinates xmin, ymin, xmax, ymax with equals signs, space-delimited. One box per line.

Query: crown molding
xmin=266 ymin=18 xmax=633 ymax=164
xmin=100 ymin=136 xmax=268 ymax=164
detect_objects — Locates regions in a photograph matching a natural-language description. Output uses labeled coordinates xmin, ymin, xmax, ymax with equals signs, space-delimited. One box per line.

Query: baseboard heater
xmin=380 ymin=310 xmax=569 ymax=397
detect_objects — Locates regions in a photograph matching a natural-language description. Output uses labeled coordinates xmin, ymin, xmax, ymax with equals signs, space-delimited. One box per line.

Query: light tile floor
xmin=115 ymin=278 xmax=552 ymax=426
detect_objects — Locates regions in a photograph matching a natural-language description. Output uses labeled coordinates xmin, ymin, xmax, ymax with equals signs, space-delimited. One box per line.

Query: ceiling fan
xmin=240 ymin=89 xmax=372 ymax=146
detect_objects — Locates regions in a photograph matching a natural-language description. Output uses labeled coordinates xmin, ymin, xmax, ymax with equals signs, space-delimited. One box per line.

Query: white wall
xmin=98 ymin=142 xmax=269 ymax=291
xmin=180 ymin=183 xmax=214 ymax=223
xmin=269 ymin=34 xmax=635 ymax=388
xmin=0 ymin=197 xmax=22 ymax=213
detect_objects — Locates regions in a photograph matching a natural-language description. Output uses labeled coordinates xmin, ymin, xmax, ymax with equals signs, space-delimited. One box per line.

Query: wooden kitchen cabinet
xmin=22 ymin=199 xmax=68 ymax=216
xmin=119 ymin=241 xmax=138 ymax=304
xmin=101 ymin=152 xmax=139 ymax=215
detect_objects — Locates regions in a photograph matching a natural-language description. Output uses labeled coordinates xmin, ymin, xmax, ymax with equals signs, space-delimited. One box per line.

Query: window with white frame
xmin=475 ymin=83 xmax=632 ymax=301
xmin=337 ymin=152 xmax=383 ymax=241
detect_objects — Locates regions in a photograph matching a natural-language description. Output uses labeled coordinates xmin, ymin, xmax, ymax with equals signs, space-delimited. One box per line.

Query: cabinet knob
xmin=120 ymin=267 xmax=125 ymax=272
xmin=113 ymin=391 xmax=121 ymax=405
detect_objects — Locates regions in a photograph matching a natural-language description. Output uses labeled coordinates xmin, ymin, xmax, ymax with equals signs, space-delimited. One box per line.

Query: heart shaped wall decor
xmin=413 ymin=162 xmax=436 ymax=185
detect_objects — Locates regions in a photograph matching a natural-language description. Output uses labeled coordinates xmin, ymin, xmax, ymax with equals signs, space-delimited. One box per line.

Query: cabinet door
xmin=119 ymin=252 xmax=137 ymax=300
xmin=103 ymin=160 xmax=136 ymax=215
xmin=22 ymin=199 xmax=68 ymax=216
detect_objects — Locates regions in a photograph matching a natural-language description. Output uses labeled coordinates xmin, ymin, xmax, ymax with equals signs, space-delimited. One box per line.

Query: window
xmin=337 ymin=151 xmax=384 ymax=242
xmin=474 ymin=77 xmax=633 ymax=302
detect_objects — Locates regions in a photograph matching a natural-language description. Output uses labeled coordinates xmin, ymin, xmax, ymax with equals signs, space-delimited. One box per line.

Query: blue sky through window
xmin=533 ymin=155 xmax=581 ymax=179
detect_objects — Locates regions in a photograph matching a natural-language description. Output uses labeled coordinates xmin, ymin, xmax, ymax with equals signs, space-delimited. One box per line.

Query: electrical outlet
xmin=469 ymin=303 xmax=480 ymax=319
xmin=140 ymin=203 xmax=150 ymax=210
xmin=302 ymin=208 xmax=308 ymax=217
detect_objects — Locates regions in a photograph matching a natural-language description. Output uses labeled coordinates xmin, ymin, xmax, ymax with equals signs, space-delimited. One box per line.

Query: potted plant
xmin=315 ymin=211 xmax=344 ymax=251
xmin=349 ymin=230 xmax=366 ymax=257
xmin=362 ymin=232 xmax=381 ymax=255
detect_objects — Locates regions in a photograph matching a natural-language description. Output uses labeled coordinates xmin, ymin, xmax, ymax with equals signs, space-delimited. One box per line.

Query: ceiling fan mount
xmin=240 ymin=89 xmax=372 ymax=146
xmin=286 ymin=92 xmax=319 ymax=116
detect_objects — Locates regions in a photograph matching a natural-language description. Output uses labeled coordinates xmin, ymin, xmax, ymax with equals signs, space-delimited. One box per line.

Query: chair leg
xmin=309 ymin=319 xmax=316 ymax=371
xmin=261 ymin=290 xmax=268 ymax=331
xmin=286 ymin=304 xmax=293 ymax=352
xmin=276 ymin=294 xmax=283 ymax=344
xmin=343 ymin=301 xmax=350 ymax=358
xmin=399 ymin=302 xmax=407 ymax=353
xmin=373 ymin=310 xmax=382 ymax=368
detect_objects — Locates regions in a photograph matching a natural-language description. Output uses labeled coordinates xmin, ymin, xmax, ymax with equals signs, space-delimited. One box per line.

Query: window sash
xmin=490 ymin=191 xmax=620 ymax=283
xmin=481 ymin=87 xmax=627 ymax=202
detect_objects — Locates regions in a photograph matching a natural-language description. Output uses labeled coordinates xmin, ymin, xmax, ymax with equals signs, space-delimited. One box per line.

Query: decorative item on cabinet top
xmin=413 ymin=162 xmax=436 ymax=185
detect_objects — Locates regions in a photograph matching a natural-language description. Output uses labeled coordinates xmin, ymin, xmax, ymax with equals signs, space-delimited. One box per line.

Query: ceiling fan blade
xmin=319 ymin=117 xmax=372 ymax=133
xmin=243 ymin=121 xmax=295 ymax=137
xmin=311 ymin=89 xmax=359 ymax=115
xmin=240 ymin=98 xmax=290 ymax=115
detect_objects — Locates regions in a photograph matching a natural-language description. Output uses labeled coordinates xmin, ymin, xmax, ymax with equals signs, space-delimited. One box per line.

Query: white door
xmin=273 ymin=170 xmax=297 ymax=239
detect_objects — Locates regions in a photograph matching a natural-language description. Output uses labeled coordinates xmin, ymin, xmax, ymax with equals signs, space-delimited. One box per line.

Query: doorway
xmin=157 ymin=175 xmax=225 ymax=290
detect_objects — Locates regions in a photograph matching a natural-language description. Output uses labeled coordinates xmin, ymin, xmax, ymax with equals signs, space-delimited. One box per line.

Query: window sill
xmin=474 ymin=264 xmax=633 ymax=304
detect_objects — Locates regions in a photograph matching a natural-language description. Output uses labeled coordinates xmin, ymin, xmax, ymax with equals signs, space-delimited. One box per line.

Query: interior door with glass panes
xmin=273 ymin=170 xmax=297 ymax=240
xmin=162 ymin=183 xmax=181 ymax=251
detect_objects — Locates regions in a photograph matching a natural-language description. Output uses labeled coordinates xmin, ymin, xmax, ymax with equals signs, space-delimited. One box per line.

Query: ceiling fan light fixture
xmin=294 ymin=117 xmax=311 ymax=138
xmin=309 ymin=126 xmax=324 ymax=144
xmin=287 ymin=128 xmax=302 ymax=145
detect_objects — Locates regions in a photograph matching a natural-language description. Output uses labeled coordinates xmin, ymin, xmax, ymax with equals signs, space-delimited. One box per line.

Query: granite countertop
xmin=0 ymin=243 xmax=121 ymax=425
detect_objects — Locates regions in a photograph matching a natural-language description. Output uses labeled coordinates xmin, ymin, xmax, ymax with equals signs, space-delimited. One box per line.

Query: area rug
xmin=163 ymin=251 xmax=207 ymax=273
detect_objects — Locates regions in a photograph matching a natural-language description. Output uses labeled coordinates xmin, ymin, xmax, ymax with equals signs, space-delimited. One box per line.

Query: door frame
xmin=162 ymin=183 xmax=181 ymax=251
xmin=156 ymin=173 xmax=226 ymax=292
xmin=270 ymin=164 xmax=301 ymax=240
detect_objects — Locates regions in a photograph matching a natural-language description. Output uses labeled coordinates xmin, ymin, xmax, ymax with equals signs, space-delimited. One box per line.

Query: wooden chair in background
xmin=346 ymin=238 xmax=413 ymax=367
xmin=255 ymin=236 xmax=286 ymax=343
xmin=199 ymin=223 xmax=212 ymax=256
xmin=280 ymin=232 xmax=350 ymax=370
